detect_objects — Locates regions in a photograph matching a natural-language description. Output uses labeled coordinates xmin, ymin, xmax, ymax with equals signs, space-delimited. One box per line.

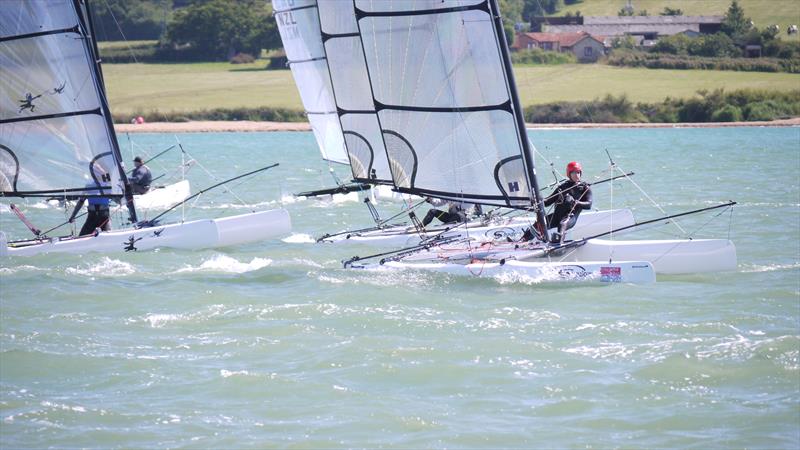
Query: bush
xmin=711 ymin=104 xmax=743 ymax=121
xmin=764 ymin=40 xmax=800 ymax=59
xmin=229 ymin=53 xmax=255 ymax=64
xmin=687 ymin=33 xmax=741 ymax=58
xmin=511 ymin=48 xmax=577 ymax=65
xmin=524 ymin=94 xmax=645 ymax=123
xmin=98 ymin=40 xmax=159 ymax=63
xmin=651 ymin=34 xmax=692 ymax=55
xmin=112 ymin=107 xmax=307 ymax=123
xmin=744 ymin=101 xmax=778 ymax=121
xmin=524 ymin=89 xmax=800 ymax=123
xmin=265 ymin=55 xmax=289 ymax=70
xmin=606 ymin=49 xmax=799 ymax=73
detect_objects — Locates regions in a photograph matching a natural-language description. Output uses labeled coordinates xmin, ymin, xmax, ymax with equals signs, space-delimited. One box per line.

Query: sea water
xmin=1 ymin=127 xmax=798 ymax=448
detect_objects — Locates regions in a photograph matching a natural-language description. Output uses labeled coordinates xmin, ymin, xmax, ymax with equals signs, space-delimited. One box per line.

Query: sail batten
xmin=0 ymin=107 xmax=103 ymax=126
xmin=373 ymin=100 xmax=512 ymax=114
xmin=0 ymin=25 xmax=80 ymax=43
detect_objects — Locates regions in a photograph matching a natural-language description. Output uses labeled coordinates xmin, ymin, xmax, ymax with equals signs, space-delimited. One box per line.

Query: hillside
xmin=555 ymin=0 xmax=800 ymax=41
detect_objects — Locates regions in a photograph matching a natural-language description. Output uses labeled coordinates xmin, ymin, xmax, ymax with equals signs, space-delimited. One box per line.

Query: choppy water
xmin=1 ymin=127 xmax=798 ymax=448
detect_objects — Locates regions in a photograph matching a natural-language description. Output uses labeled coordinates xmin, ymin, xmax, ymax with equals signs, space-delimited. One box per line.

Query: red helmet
xmin=566 ymin=161 xmax=582 ymax=176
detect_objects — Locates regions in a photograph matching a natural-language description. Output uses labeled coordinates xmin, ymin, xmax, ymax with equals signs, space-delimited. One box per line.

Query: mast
xmin=80 ymin=0 xmax=137 ymax=223
xmin=488 ymin=0 xmax=548 ymax=241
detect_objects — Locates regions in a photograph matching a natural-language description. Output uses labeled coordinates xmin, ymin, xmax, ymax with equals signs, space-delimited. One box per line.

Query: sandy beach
xmin=114 ymin=118 xmax=800 ymax=133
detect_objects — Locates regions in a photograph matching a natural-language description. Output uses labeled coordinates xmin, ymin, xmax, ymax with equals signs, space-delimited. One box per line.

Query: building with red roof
xmin=512 ymin=31 xmax=605 ymax=62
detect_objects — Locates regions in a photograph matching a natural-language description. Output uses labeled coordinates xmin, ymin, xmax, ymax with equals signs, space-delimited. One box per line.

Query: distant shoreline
xmin=114 ymin=118 xmax=800 ymax=133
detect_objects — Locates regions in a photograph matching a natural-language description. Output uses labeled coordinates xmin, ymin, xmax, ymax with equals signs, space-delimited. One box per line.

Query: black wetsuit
xmin=544 ymin=180 xmax=592 ymax=236
xmin=522 ymin=180 xmax=592 ymax=241
xmin=422 ymin=205 xmax=464 ymax=226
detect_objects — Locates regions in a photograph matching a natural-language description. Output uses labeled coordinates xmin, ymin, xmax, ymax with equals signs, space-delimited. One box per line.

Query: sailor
xmin=523 ymin=161 xmax=592 ymax=243
xmin=130 ymin=156 xmax=152 ymax=194
xmin=69 ymin=182 xmax=112 ymax=236
xmin=421 ymin=197 xmax=467 ymax=227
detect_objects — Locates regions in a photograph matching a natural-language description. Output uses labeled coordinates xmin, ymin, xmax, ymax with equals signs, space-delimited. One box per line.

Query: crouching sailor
xmin=421 ymin=197 xmax=483 ymax=227
xmin=524 ymin=161 xmax=592 ymax=243
xmin=69 ymin=182 xmax=112 ymax=236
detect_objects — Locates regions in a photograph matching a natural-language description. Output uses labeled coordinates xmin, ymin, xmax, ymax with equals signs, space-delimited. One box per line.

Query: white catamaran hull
xmin=320 ymin=209 xmax=635 ymax=247
xmin=560 ymin=238 xmax=737 ymax=275
xmin=134 ymin=180 xmax=191 ymax=210
xmin=0 ymin=209 xmax=291 ymax=257
xmin=350 ymin=259 xmax=656 ymax=284
xmin=394 ymin=237 xmax=736 ymax=276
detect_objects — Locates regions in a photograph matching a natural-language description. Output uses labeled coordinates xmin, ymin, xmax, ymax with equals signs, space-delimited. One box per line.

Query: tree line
xmin=92 ymin=0 xmax=280 ymax=61
xmin=92 ymin=0 xmax=581 ymax=62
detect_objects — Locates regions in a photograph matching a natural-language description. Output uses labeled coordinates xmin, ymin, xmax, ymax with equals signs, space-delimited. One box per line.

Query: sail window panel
xmin=324 ymin=37 xmax=373 ymax=112
xmin=1 ymin=34 xmax=101 ymax=121
xmin=317 ymin=0 xmax=358 ymax=35
xmin=359 ymin=9 xmax=508 ymax=109
xmin=288 ymin=59 xmax=336 ymax=115
xmin=275 ymin=4 xmax=325 ymax=62
xmin=0 ymin=115 xmax=124 ymax=197
xmin=307 ymin=113 xmax=348 ymax=164
xmin=339 ymin=113 xmax=392 ymax=183
xmin=0 ymin=0 xmax=78 ymax=38
xmin=379 ymin=109 xmax=531 ymax=205
xmin=354 ymin=0 xmax=485 ymax=14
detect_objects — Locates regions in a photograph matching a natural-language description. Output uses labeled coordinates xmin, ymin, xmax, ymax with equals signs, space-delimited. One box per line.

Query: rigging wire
xmin=101 ymin=0 xmax=260 ymax=217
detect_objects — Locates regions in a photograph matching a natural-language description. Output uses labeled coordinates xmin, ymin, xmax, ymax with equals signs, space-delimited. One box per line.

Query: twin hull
xmin=398 ymin=238 xmax=736 ymax=276
xmin=352 ymin=259 xmax=657 ymax=284
xmin=1 ymin=209 xmax=291 ymax=257
xmin=322 ymin=209 xmax=636 ymax=247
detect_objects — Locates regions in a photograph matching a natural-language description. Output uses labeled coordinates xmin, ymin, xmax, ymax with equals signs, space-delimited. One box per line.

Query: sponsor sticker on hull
xmin=600 ymin=266 xmax=622 ymax=282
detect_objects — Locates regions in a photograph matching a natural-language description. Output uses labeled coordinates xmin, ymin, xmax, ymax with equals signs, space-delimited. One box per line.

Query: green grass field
xmin=102 ymin=62 xmax=800 ymax=117
xmin=557 ymin=0 xmax=800 ymax=41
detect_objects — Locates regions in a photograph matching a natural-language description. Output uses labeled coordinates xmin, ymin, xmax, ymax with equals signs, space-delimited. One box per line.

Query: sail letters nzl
xmin=276 ymin=11 xmax=300 ymax=40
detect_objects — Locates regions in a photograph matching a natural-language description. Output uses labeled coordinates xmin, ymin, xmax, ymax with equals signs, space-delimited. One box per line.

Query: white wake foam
xmin=64 ymin=257 xmax=136 ymax=277
xmin=172 ymin=254 xmax=272 ymax=274
xmin=282 ymin=233 xmax=315 ymax=244
xmin=739 ymin=263 xmax=800 ymax=273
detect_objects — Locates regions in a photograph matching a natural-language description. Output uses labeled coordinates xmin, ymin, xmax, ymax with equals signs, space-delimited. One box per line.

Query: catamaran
xmin=275 ymin=0 xmax=639 ymax=253
xmin=0 ymin=0 xmax=291 ymax=257
xmin=293 ymin=0 xmax=735 ymax=282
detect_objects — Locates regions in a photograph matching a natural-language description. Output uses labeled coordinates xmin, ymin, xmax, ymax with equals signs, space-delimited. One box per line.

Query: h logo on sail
xmin=508 ymin=181 xmax=520 ymax=193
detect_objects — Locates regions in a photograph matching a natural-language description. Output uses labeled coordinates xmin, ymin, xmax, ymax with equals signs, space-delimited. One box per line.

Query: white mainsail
xmin=274 ymin=0 xmax=394 ymax=184
xmin=273 ymin=0 xmax=349 ymax=166
xmin=353 ymin=0 xmax=537 ymax=208
xmin=317 ymin=0 xmax=392 ymax=184
xmin=0 ymin=0 xmax=130 ymax=202
xmin=0 ymin=0 xmax=293 ymax=257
